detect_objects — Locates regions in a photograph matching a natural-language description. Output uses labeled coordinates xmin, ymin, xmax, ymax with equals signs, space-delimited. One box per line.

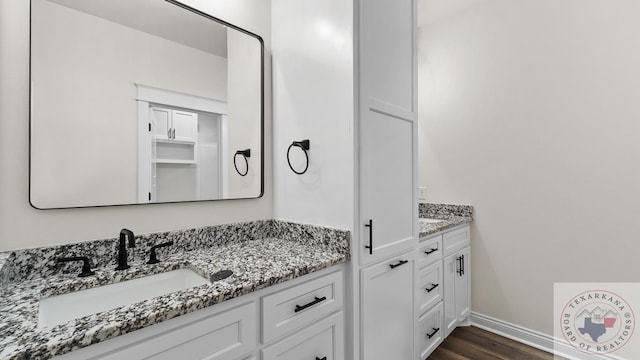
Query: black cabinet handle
xmin=427 ymin=327 xmax=440 ymax=339
xmin=425 ymin=283 xmax=439 ymax=293
xmin=457 ymin=254 xmax=465 ymax=276
xmin=316 ymin=357 xmax=327 ymax=360
xmin=389 ymin=260 xmax=409 ymax=269
xmin=424 ymin=248 xmax=438 ymax=255
xmin=364 ymin=219 xmax=373 ymax=255
xmin=295 ymin=296 xmax=327 ymax=313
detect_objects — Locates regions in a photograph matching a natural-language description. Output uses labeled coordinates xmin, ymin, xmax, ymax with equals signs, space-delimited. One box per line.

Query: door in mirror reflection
xmin=29 ymin=0 xmax=263 ymax=208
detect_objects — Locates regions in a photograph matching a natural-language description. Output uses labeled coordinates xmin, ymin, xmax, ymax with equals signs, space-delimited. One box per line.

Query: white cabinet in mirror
xmin=29 ymin=0 xmax=263 ymax=208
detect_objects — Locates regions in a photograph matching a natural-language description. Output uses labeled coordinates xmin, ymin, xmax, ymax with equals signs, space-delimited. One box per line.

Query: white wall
xmin=0 ymin=0 xmax=272 ymax=250
xmin=418 ymin=0 xmax=640 ymax=336
xmin=30 ymin=0 xmax=227 ymax=207
xmin=226 ymin=29 xmax=263 ymax=198
xmin=272 ymin=0 xmax=354 ymax=229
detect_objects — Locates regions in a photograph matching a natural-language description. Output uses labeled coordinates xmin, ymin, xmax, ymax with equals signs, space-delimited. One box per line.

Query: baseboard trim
xmin=468 ymin=312 xmax=624 ymax=360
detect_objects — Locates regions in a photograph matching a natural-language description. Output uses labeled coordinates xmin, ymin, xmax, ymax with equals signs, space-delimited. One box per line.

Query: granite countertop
xmin=418 ymin=203 xmax=473 ymax=238
xmin=418 ymin=216 xmax=472 ymax=238
xmin=0 ymin=221 xmax=349 ymax=360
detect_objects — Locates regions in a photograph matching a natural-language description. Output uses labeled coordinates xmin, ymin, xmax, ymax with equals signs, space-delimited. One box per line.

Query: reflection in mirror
xmin=30 ymin=0 xmax=263 ymax=208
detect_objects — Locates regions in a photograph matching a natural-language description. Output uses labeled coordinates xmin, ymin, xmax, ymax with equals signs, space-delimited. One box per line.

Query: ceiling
xmin=49 ymin=0 xmax=229 ymax=58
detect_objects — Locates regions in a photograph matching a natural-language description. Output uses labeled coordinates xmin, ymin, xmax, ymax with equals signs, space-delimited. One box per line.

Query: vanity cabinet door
xmin=444 ymin=247 xmax=470 ymax=337
xmin=53 ymin=301 xmax=257 ymax=360
xmin=361 ymin=252 xmax=415 ymax=360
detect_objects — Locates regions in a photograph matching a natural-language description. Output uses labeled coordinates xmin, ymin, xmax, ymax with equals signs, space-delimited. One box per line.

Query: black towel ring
xmin=234 ymin=149 xmax=251 ymax=176
xmin=287 ymin=139 xmax=310 ymax=175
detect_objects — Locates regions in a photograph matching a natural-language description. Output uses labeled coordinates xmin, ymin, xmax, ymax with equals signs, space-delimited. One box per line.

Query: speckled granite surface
xmin=0 ymin=220 xmax=349 ymax=360
xmin=418 ymin=203 xmax=473 ymax=238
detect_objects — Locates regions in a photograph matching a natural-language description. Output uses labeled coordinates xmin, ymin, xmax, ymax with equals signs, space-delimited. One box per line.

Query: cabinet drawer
xmin=56 ymin=301 xmax=257 ymax=360
xmin=416 ymin=260 xmax=443 ymax=316
xmin=442 ymin=226 xmax=470 ymax=256
xmin=416 ymin=302 xmax=444 ymax=360
xmin=262 ymin=311 xmax=344 ymax=360
xmin=262 ymin=270 xmax=343 ymax=343
xmin=417 ymin=236 xmax=442 ymax=265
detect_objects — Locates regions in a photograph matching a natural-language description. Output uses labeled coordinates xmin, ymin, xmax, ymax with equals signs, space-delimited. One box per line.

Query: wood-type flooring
xmin=427 ymin=326 xmax=568 ymax=360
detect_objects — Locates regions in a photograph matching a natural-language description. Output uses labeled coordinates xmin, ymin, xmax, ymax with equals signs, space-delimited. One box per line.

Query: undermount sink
xmin=38 ymin=268 xmax=210 ymax=328
xmin=420 ymin=218 xmax=445 ymax=224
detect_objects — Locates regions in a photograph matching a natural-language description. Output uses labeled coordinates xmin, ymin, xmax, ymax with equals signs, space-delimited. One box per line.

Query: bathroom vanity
xmin=0 ymin=221 xmax=349 ymax=359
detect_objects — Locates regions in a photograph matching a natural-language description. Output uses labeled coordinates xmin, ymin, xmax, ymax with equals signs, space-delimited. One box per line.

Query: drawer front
xmin=262 ymin=270 xmax=343 ymax=343
xmin=416 ymin=260 xmax=443 ymax=316
xmin=442 ymin=225 xmax=470 ymax=256
xmin=417 ymin=236 xmax=442 ymax=266
xmin=262 ymin=311 xmax=344 ymax=360
xmin=416 ymin=302 xmax=444 ymax=360
xmin=59 ymin=301 xmax=257 ymax=360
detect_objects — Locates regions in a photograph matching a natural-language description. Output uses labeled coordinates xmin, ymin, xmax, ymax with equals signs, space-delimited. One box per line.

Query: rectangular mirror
xmin=30 ymin=0 xmax=263 ymax=209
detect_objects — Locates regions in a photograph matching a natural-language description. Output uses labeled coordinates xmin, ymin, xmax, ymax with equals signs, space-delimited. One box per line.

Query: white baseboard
xmin=468 ymin=312 xmax=625 ymax=360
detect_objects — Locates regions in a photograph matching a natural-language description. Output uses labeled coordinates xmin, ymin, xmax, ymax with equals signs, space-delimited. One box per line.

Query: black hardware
xmin=457 ymin=255 xmax=465 ymax=276
xmin=287 ymin=139 xmax=310 ymax=175
xmin=427 ymin=327 xmax=440 ymax=339
xmin=148 ymin=123 xmax=151 ymax=132
xmin=424 ymin=248 xmax=438 ymax=255
xmin=389 ymin=260 xmax=409 ymax=269
xmin=147 ymin=241 xmax=174 ymax=264
xmin=295 ymin=296 xmax=326 ymax=313
xmin=426 ymin=283 xmax=439 ymax=293
xmin=364 ymin=219 xmax=373 ymax=255
xmin=148 ymin=192 xmax=151 ymax=201
xmin=233 ymin=149 xmax=251 ymax=176
xmin=116 ymin=228 xmax=135 ymax=270
xmin=316 ymin=357 xmax=327 ymax=360
xmin=57 ymin=256 xmax=95 ymax=277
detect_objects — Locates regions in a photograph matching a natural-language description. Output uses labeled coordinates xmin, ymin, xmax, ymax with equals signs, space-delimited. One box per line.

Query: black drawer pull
xmin=427 ymin=327 xmax=440 ymax=339
xmin=295 ymin=296 xmax=327 ymax=313
xmin=424 ymin=248 xmax=438 ymax=255
xmin=316 ymin=357 xmax=327 ymax=360
xmin=389 ymin=260 xmax=408 ymax=269
xmin=425 ymin=283 xmax=439 ymax=293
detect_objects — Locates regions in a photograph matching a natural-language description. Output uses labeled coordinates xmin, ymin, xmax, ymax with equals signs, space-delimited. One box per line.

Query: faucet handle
xmin=147 ymin=241 xmax=174 ymax=264
xmin=57 ymin=256 xmax=95 ymax=277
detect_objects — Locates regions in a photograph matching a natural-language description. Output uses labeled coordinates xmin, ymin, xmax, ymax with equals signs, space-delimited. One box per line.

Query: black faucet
xmin=57 ymin=256 xmax=95 ymax=277
xmin=147 ymin=241 xmax=174 ymax=264
xmin=116 ymin=228 xmax=135 ymax=270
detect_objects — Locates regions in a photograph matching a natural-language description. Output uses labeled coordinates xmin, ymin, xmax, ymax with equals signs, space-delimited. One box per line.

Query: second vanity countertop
xmin=0 ymin=233 xmax=348 ymax=359
xmin=418 ymin=203 xmax=473 ymax=238
xmin=418 ymin=216 xmax=472 ymax=238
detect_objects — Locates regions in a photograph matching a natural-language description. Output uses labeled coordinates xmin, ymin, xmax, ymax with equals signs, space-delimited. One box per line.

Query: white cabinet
xmin=262 ymin=270 xmax=343 ymax=343
xmin=416 ymin=302 xmax=443 ymax=360
xmin=361 ymin=252 xmax=415 ymax=360
xmin=151 ymin=107 xmax=198 ymax=143
xmin=55 ymin=266 xmax=346 ymax=360
xmin=443 ymin=246 xmax=470 ymax=337
xmin=262 ymin=312 xmax=344 ymax=360
xmin=358 ymin=0 xmax=417 ymax=266
xmin=54 ymin=301 xmax=257 ymax=360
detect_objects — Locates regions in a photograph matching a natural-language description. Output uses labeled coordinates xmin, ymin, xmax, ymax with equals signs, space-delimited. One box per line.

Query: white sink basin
xmin=420 ymin=218 xmax=445 ymax=224
xmin=38 ymin=268 xmax=209 ymax=328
